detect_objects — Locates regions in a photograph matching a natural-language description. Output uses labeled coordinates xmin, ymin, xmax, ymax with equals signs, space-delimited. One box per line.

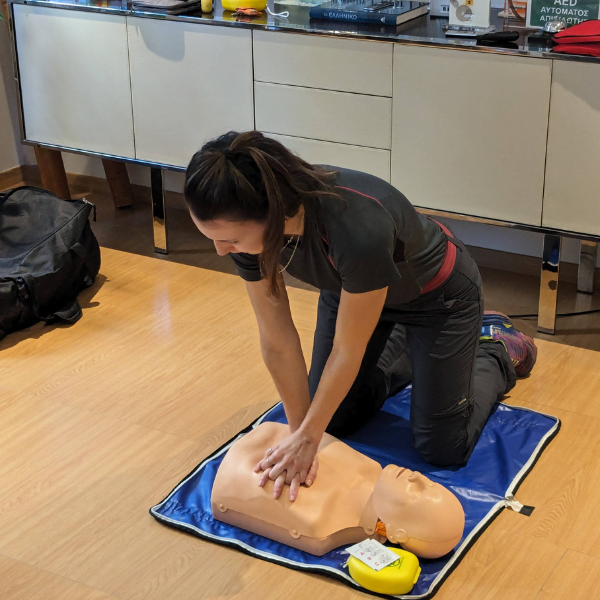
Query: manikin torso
xmin=211 ymin=422 xmax=465 ymax=558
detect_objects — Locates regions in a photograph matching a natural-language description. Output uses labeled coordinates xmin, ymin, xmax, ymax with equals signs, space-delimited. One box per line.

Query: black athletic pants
xmin=308 ymin=239 xmax=517 ymax=468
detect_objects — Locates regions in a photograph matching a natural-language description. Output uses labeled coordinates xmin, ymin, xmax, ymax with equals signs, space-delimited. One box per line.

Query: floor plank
xmin=0 ymin=554 xmax=119 ymax=600
xmin=497 ymin=399 xmax=600 ymax=550
xmin=429 ymin=531 xmax=565 ymax=600
xmin=509 ymin=342 xmax=600 ymax=419
xmin=0 ymin=255 xmax=258 ymax=396
xmin=534 ymin=550 xmax=600 ymax=600
xmin=0 ymin=393 xmax=205 ymax=581
xmin=567 ymin=498 xmax=600 ymax=559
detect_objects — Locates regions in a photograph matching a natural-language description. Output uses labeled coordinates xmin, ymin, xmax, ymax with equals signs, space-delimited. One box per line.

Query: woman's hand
xmin=254 ymin=430 xmax=320 ymax=502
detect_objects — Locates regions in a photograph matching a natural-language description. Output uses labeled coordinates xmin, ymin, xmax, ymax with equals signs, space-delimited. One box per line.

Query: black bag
xmin=0 ymin=186 xmax=101 ymax=341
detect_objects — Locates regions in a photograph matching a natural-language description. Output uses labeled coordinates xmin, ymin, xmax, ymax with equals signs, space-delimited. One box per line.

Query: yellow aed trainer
xmin=348 ymin=547 xmax=421 ymax=596
xmin=221 ymin=0 xmax=267 ymax=11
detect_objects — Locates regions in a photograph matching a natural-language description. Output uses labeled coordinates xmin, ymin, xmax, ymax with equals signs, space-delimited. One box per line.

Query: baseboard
xmin=0 ymin=164 xmax=44 ymax=189
xmin=0 ymin=165 xmax=32 ymax=191
xmin=6 ymin=163 xmax=599 ymax=289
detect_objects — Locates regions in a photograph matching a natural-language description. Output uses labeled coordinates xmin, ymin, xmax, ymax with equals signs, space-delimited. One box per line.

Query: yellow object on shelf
xmin=201 ymin=0 xmax=213 ymax=11
xmin=348 ymin=547 xmax=421 ymax=596
xmin=221 ymin=0 xmax=266 ymax=10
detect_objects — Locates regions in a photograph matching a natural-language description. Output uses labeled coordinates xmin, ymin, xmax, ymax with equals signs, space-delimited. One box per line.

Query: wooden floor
xmin=2 ymin=245 xmax=600 ymax=600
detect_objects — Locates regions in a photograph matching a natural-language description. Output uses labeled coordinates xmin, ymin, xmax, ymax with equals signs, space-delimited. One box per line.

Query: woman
xmin=185 ymin=131 xmax=536 ymax=503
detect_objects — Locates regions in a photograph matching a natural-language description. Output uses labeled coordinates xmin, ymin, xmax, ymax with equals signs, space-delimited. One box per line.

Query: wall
xmin=0 ymin=19 xmax=34 ymax=171
xmin=436 ymin=218 xmax=587 ymax=267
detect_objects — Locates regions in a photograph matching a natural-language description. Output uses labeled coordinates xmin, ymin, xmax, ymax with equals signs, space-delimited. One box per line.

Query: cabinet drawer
xmin=255 ymin=83 xmax=392 ymax=149
xmin=253 ymin=30 xmax=393 ymax=97
xmin=267 ymin=134 xmax=390 ymax=182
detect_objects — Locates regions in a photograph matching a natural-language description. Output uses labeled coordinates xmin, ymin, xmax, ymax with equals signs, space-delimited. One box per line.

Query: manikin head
xmin=372 ymin=465 xmax=465 ymax=559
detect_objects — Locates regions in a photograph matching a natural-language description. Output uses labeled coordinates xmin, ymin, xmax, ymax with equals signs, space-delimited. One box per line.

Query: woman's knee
xmin=326 ymin=369 xmax=389 ymax=437
xmin=413 ymin=424 xmax=472 ymax=467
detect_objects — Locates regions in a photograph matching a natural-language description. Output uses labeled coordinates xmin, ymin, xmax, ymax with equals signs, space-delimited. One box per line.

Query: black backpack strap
xmin=41 ymin=300 xmax=83 ymax=324
xmin=0 ymin=186 xmax=59 ymax=205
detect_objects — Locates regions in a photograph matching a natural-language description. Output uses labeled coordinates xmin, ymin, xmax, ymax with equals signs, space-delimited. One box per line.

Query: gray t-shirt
xmin=230 ymin=166 xmax=447 ymax=307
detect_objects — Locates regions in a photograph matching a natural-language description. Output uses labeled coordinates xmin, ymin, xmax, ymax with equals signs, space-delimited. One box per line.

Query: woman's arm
xmin=245 ymin=276 xmax=310 ymax=433
xmin=256 ymin=286 xmax=388 ymax=501
xmin=296 ymin=286 xmax=388 ymax=443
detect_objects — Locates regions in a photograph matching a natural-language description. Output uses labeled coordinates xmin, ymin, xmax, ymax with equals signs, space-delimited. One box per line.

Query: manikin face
xmin=372 ymin=465 xmax=465 ymax=559
xmin=190 ymin=211 xmax=266 ymax=256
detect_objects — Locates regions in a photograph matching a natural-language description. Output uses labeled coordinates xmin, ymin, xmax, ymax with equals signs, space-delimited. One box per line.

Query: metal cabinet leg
xmin=577 ymin=240 xmax=597 ymax=294
xmin=538 ymin=234 xmax=562 ymax=334
xmin=151 ymin=167 xmax=168 ymax=254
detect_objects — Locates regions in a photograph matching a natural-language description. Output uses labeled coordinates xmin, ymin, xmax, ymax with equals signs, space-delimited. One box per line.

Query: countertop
xmin=8 ymin=0 xmax=599 ymax=63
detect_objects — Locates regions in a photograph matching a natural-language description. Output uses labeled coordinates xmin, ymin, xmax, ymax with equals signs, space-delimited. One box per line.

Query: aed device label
xmin=345 ymin=540 xmax=399 ymax=571
xmin=528 ymin=0 xmax=600 ymax=27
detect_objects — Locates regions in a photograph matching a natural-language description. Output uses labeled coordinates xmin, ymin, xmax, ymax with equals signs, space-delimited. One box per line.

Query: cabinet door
xmin=391 ymin=45 xmax=551 ymax=226
xmin=543 ymin=60 xmax=600 ymax=236
xmin=127 ymin=18 xmax=254 ymax=168
xmin=13 ymin=5 xmax=134 ymax=158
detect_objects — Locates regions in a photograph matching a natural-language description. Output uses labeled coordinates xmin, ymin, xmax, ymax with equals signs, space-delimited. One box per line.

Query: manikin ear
xmin=394 ymin=529 xmax=409 ymax=544
xmin=386 ymin=525 xmax=409 ymax=544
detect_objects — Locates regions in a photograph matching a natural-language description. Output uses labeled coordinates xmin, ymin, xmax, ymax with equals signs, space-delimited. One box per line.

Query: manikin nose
xmin=408 ymin=472 xmax=427 ymax=492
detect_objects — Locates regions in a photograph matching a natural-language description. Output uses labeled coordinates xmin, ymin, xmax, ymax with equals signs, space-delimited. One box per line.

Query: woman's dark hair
xmin=185 ymin=130 xmax=340 ymax=297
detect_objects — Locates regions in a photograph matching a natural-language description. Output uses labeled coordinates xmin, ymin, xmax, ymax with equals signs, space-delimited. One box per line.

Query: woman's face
xmin=190 ymin=212 xmax=266 ymax=256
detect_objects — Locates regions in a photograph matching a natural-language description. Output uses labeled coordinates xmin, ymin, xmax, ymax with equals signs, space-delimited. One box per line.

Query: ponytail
xmin=185 ymin=131 xmax=341 ymax=297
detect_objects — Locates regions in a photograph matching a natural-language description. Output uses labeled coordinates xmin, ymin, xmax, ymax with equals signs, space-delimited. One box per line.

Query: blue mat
xmin=151 ymin=387 xmax=560 ymax=599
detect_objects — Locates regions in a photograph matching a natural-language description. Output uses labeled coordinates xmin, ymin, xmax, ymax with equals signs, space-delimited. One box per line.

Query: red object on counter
xmin=553 ymin=19 xmax=600 ymax=44
xmin=552 ymin=42 xmax=600 ymax=56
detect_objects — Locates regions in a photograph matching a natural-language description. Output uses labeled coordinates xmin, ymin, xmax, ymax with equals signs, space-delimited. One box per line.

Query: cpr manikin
xmin=211 ymin=422 xmax=465 ymax=558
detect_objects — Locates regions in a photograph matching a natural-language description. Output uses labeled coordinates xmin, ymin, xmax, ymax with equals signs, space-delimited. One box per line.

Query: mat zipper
xmin=504 ymin=494 xmax=535 ymax=516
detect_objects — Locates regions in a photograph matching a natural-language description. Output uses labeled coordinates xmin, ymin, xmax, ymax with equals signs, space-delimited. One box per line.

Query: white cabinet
xmin=266 ymin=134 xmax=391 ymax=182
xmin=391 ymin=45 xmax=551 ymax=226
xmin=13 ymin=5 xmax=134 ymax=158
xmin=127 ymin=17 xmax=254 ymax=167
xmin=543 ymin=60 xmax=600 ymax=236
xmin=253 ymin=30 xmax=393 ymax=97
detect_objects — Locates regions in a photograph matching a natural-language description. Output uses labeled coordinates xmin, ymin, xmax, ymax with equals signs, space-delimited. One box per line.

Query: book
xmin=309 ymin=17 xmax=401 ymax=33
xmin=309 ymin=0 xmax=429 ymax=26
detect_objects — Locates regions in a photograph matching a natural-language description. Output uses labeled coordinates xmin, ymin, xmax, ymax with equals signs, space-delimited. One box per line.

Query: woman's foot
xmin=480 ymin=311 xmax=538 ymax=377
